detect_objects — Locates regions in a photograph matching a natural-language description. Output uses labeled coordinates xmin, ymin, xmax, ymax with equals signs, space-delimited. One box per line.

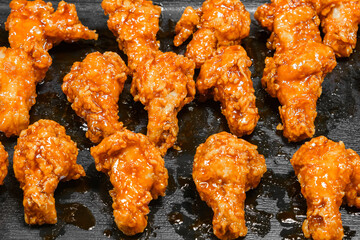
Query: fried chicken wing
xmin=197 ymin=45 xmax=259 ymax=137
xmin=90 ymin=129 xmax=168 ymax=235
xmin=62 ymin=51 xmax=129 ymax=143
xmin=102 ymin=0 xmax=161 ymax=72
xmin=255 ymin=0 xmax=336 ymax=142
xmin=6 ymin=0 xmax=98 ymax=70
xmin=13 ymin=120 xmax=85 ymax=225
xmin=316 ymin=0 xmax=360 ymax=57
xmin=291 ymin=136 xmax=360 ymax=240
xmin=174 ymin=0 xmax=250 ymax=68
xmin=193 ymin=132 xmax=266 ymax=240
xmin=0 ymin=142 xmax=8 ymax=185
xmin=131 ymin=52 xmax=195 ymax=156
xmin=0 ymin=47 xmax=42 ymax=137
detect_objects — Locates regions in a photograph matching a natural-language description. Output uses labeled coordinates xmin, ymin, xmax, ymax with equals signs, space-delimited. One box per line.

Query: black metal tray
xmin=0 ymin=0 xmax=359 ymax=239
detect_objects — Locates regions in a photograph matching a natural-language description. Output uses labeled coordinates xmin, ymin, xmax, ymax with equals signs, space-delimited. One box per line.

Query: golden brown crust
xmin=0 ymin=142 xmax=8 ymax=185
xmin=102 ymin=0 xmax=161 ymax=72
xmin=197 ymin=45 xmax=259 ymax=137
xmin=0 ymin=47 xmax=40 ymax=137
xmin=62 ymin=51 xmax=129 ymax=143
xmin=318 ymin=0 xmax=360 ymax=57
xmin=193 ymin=132 xmax=266 ymax=240
xmin=174 ymin=0 xmax=250 ymax=68
xmin=13 ymin=120 xmax=85 ymax=225
xmin=6 ymin=0 xmax=98 ymax=71
xmin=131 ymin=52 xmax=196 ymax=155
xmin=255 ymin=0 xmax=336 ymax=142
xmin=291 ymin=136 xmax=360 ymax=240
xmin=90 ymin=129 xmax=168 ymax=236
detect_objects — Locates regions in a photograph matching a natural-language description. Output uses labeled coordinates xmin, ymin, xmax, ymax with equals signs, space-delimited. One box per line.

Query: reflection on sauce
xmin=168 ymin=211 xmax=184 ymax=225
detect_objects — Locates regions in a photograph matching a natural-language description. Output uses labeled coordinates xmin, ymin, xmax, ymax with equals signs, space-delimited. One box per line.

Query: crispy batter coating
xmin=0 ymin=142 xmax=8 ymax=185
xmin=131 ymin=52 xmax=196 ymax=156
xmin=291 ymin=136 xmax=360 ymax=240
xmin=174 ymin=0 xmax=250 ymax=68
xmin=13 ymin=120 xmax=85 ymax=225
xmin=90 ymin=129 xmax=168 ymax=236
xmin=0 ymin=47 xmax=41 ymax=137
xmin=6 ymin=0 xmax=98 ymax=70
xmin=255 ymin=0 xmax=336 ymax=142
xmin=317 ymin=0 xmax=360 ymax=57
xmin=62 ymin=51 xmax=129 ymax=143
xmin=102 ymin=0 xmax=161 ymax=72
xmin=193 ymin=132 xmax=266 ymax=240
xmin=197 ymin=45 xmax=259 ymax=137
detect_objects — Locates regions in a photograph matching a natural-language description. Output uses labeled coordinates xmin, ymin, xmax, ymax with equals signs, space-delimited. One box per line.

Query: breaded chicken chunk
xmin=0 ymin=143 xmax=8 ymax=185
xmin=62 ymin=51 xmax=129 ymax=143
xmin=91 ymin=129 xmax=168 ymax=235
xmin=174 ymin=0 xmax=250 ymax=68
xmin=6 ymin=0 xmax=98 ymax=70
xmin=131 ymin=52 xmax=196 ymax=156
xmin=255 ymin=0 xmax=336 ymax=142
xmin=291 ymin=136 xmax=360 ymax=240
xmin=197 ymin=45 xmax=259 ymax=137
xmin=193 ymin=132 xmax=266 ymax=239
xmin=0 ymin=47 xmax=42 ymax=137
xmin=317 ymin=0 xmax=360 ymax=57
xmin=13 ymin=120 xmax=85 ymax=225
xmin=102 ymin=0 xmax=161 ymax=72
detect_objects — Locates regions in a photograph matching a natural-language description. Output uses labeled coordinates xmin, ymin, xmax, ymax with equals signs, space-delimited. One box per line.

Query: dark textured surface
xmin=0 ymin=0 xmax=360 ymax=239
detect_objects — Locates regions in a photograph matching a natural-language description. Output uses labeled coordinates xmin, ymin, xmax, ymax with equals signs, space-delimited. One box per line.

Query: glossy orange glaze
xmin=0 ymin=47 xmax=41 ymax=137
xmin=131 ymin=52 xmax=196 ymax=156
xmin=62 ymin=52 xmax=129 ymax=143
xmin=90 ymin=129 xmax=168 ymax=236
xmin=255 ymin=0 xmax=336 ymax=142
xmin=174 ymin=0 xmax=250 ymax=68
xmin=102 ymin=0 xmax=161 ymax=72
xmin=316 ymin=0 xmax=360 ymax=57
xmin=193 ymin=132 xmax=266 ymax=240
xmin=197 ymin=45 xmax=259 ymax=137
xmin=6 ymin=0 xmax=98 ymax=71
xmin=13 ymin=120 xmax=85 ymax=225
xmin=0 ymin=142 xmax=8 ymax=185
xmin=291 ymin=136 xmax=360 ymax=240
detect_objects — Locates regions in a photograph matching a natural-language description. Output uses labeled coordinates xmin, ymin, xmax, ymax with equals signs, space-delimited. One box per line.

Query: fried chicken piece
xmin=90 ymin=129 xmax=168 ymax=235
xmin=316 ymin=0 xmax=360 ymax=57
xmin=0 ymin=142 xmax=9 ymax=185
xmin=131 ymin=52 xmax=195 ymax=156
xmin=174 ymin=0 xmax=250 ymax=68
xmin=102 ymin=0 xmax=161 ymax=72
xmin=6 ymin=0 xmax=98 ymax=70
xmin=13 ymin=120 xmax=85 ymax=225
xmin=193 ymin=132 xmax=266 ymax=240
xmin=197 ymin=45 xmax=259 ymax=137
xmin=62 ymin=52 xmax=129 ymax=143
xmin=0 ymin=47 xmax=43 ymax=137
xmin=255 ymin=0 xmax=336 ymax=142
xmin=291 ymin=136 xmax=360 ymax=240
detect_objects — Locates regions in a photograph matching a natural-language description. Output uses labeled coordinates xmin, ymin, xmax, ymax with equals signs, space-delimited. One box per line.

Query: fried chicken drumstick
xmin=0 ymin=143 xmax=8 ymax=185
xmin=197 ymin=45 xmax=259 ymax=137
xmin=255 ymin=0 xmax=336 ymax=142
xmin=13 ymin=120 xmax=85 ymax=225
xmin=193 ymin=132 xmax=266 ymax=240
xmin=91 ymin=129 xmax=168 ymax=235
xmin=291 ymin=136 xmax=360 ymax=240
xmin=62 ymin=52 xmax=129 ymax=143
xmin=131 ymin=52 xmax=195 ymax=156
xmin=0 ymin=0 xmax=97 ymax=137
xmin=102 ymin=0 xmax=196 ymax=155
xmin=6 ymin=0 xmax=98 ymax=70
xmin=174 ymin=0 xmax=250 ymax=68
xmin=316 ymin=0 xmax=360 ymax=57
